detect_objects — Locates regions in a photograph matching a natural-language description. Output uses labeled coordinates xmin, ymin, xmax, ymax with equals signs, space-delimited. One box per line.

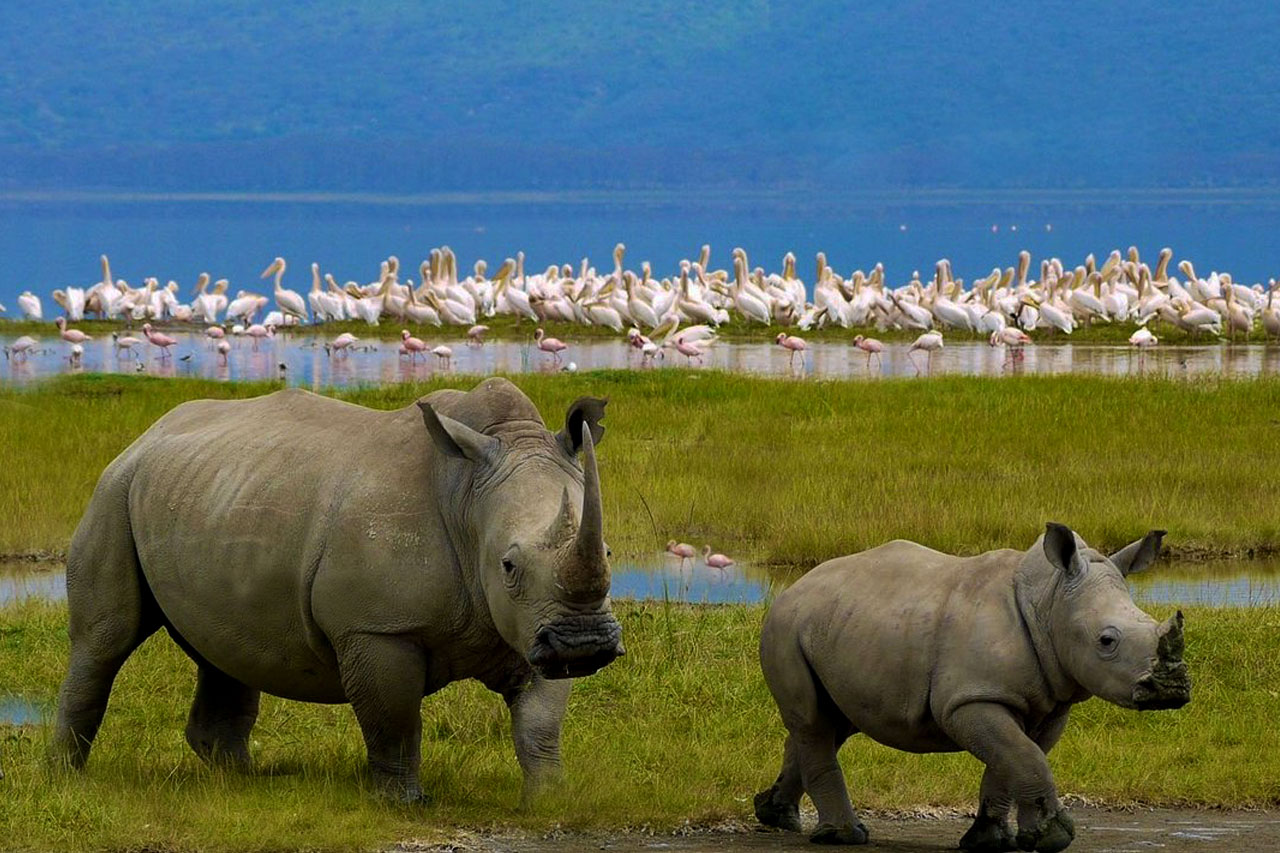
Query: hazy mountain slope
xmin=1 ymin=1 xmax=1276 ymax=190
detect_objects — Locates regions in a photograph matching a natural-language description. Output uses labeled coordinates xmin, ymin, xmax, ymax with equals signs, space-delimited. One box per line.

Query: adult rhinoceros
xmin=51 ymin=378 xmax=624 ymax=804
xmin=754 ymin=523 xmax=1190 ymax=852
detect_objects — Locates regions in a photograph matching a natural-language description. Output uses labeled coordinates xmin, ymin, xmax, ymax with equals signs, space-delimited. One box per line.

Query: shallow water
xmin=4 ymin=330 xmax=1280 ymax=386
xmin=0 ymin=695 xmax=44 ymax=726
xmin=5 ymin=557 xmax=1279 ymax=609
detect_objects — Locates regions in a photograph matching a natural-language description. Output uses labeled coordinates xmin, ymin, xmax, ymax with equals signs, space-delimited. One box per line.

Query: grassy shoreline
xmin=4 ymin=314 xmax=1277 ymax=345
xmin=0 ymin=600 xmax=1275 ymax=851
xmin=2 ymin=372 xmax=1279 ymax=563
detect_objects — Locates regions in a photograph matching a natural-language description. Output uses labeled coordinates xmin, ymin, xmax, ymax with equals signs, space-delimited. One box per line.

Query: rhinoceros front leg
xmin=337 ymin=634 xmax=428 ymax=802
xmin=946 ymin=703 xmax=1074 ymax=853
xmin=505 ymin=673 xmax=571 ymax=807
xmin=960 ymin=706 xmax=1072 ymax=853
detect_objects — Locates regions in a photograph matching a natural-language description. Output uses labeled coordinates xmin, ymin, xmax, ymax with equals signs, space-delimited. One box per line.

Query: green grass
xmin=2 ymin=372 xmax=1280 ymax=563
xmin=0 ymin=600 xmax=1275 ymax=851
xmin=4 ymin=314 xmax=1276 ymax=345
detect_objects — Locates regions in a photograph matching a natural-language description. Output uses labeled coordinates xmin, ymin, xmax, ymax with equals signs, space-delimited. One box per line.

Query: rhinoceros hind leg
xmin=185 ymin=663 xmax=261 ymax=770
xmin=338 ymin=634 xmax=429 ymax=802
xmin=51 ymin=526 xmax=161 ymax=769
xmin=754 ymin=734 xmax=803 ymax=831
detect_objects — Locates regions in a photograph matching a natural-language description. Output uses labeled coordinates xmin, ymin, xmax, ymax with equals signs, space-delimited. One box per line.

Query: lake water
xmin=5 ymin=329 xmax=1280 ymax=386
xmin=2 ymin=196 xmax=1279 ymax=311
xmin=5 ymin=557 xmax=1278 ymax=609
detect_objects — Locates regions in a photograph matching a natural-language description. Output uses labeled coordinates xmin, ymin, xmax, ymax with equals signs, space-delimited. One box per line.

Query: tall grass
xmin=2 ymin=372 xmax=1278 ymax=563
xmin=0 ymin=600 xmax=1274 ymax=851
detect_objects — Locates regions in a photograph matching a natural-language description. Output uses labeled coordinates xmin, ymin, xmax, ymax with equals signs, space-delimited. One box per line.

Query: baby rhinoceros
xmin=755 ymin=523 xmax=1189 ymax=852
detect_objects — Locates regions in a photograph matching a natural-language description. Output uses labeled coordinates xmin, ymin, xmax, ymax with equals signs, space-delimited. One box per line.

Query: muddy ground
xmin=392 ymin=806 xmax=1279 ymax=852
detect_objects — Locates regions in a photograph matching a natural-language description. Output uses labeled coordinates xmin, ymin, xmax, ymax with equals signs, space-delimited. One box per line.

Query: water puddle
xmin=0 ymin=695 xmax=45 ymax=726
xmin=5 ymin=329 xmax=1280 ymax=386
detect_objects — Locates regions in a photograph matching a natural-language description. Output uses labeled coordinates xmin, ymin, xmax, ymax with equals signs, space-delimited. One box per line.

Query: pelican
xmin=261 ymin=257 xmax=308 ymax=323
xmin=17 ymin=291 xmax=43 ymax=320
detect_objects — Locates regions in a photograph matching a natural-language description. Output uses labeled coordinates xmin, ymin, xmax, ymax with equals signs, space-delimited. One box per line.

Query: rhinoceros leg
xmin=51 ymin=512 xmax=162 ymax=769
xmin=946 ymin=703 xmax=1074 ymax=853
xmin=184 ymin=662 xmax=261 ymax=769
xmin=504 ymin=673 xmax=571 ymax=807
xmin=336 ymin=634 xmax=428 ymax=802
xmin=759 ymin=643 xmax=866 ymax=844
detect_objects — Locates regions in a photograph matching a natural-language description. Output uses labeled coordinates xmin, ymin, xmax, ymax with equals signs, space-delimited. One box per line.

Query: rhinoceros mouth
xmin=527 ymin=613 xmax=625 ymax=680
xmin=1132 ymin=664 xmax=1191 ymax=710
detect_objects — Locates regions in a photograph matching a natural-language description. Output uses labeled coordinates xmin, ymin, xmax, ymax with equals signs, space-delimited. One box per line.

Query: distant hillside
xmin=1 ymin=1 xmax=1277 ymax=192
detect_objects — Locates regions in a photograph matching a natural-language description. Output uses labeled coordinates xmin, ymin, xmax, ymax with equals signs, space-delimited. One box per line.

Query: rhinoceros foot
xmin=809 ymin=821 xmax=869 ymax=845
xmin=753 ymin=786 xmax=802 ymax=832
xmin=1015 ymin=809 xmax=1075 ymax=852
xmin=959 ymin=814 xmax=1016 ymax=852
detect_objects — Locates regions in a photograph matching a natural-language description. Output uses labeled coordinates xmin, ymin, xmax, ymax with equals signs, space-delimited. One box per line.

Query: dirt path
xmin=395 ymin=807 xmax=1280 ymax=852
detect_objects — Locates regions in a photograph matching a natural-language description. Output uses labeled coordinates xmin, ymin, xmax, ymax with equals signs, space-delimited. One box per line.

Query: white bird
xmin=17 ymin=291 xmax=42 ymax=320
xmin=262 ymin=257 xmax=308 ymax=323
xmin=909 ymin=331 xmax=944 ymax=374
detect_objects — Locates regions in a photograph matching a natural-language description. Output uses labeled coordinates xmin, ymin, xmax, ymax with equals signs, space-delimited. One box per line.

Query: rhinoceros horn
xmin=1157 ymin=610 xmax=1185 ymax=662
xmin=560 ymin=421 xmax=610 ymax=602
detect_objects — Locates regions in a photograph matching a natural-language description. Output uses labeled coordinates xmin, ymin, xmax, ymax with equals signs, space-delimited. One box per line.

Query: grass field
xmin=0 ymin=600 xmax=1274 ymax=851
xmin=1 ymin=372 xmax=1278 ymax=563
xmin=3 ymin=314 xmax=1275 ymax=345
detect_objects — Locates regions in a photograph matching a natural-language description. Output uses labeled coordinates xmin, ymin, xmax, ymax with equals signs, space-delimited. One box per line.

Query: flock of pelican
xmin=4 ymin=245 xmax=1279 ymax=368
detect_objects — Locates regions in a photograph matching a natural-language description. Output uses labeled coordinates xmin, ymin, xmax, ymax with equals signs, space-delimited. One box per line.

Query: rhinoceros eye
xmin=502 ymin=558 xmax=516 ymax=574
xmin=1097 ymin=628 xmax=1121 ymax=657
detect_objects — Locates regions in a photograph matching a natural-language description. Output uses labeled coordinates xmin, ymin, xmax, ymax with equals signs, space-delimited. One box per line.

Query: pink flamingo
xmin=216 ymin=340 xmax=231 ymax=365
xmin=466 ymin=325 xmax=490 ymax=346
xmin=431 ymin=344 xmax=453 ymax=368
xmin=326 ymin=332 xmax=359 ymax=356
xmin=853 ymin=334 xmax=884 ymax=369
xmin=535 ymin=328 xmax=567 ymax=364
xmin=205 ymin=325 xmax=226 ymax=341
xmin=775 ymin=333 xmax=807 ymax=367
xmin=908 ymin=331 xmax=944 ymax=375
xmin=674 ymin=337 xmax=705 ymax=365
xmin=56 ymin=317 xmax=93 ymax=344
xmin=3 ymin=336 xmax=39 ymax=361
xmin=666 ymin=540 xmax=696 ymax=568
xmin=703 ymin=545 xmax=735 ymax=570
xmin=141 ymin=323 xmax=177 ymax=359
xmin=400 ymin=329 xmax=428 ymax=362
xmin=989 ymin=328 xmax=1031 ymax=366
xmin=246 ymin=323 xmax=275 ymax=352
xmin=112 ymin=333 xmax=143 ymax=359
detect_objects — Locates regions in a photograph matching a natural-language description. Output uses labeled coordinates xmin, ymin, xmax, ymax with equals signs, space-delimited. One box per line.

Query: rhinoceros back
xmin=80 ymin=389 xmax=428 ymax=702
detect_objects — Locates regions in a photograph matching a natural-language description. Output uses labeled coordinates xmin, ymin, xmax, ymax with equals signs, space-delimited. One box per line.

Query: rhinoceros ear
xmin=1043 ymin=522 xmax=1086 ymax=582
xmin=558 ymin=396 xmax=608 ymax=457
xmin=417 ymin=401 xmax=499 ymax=463
xmin=1110 ymin=530 xmax=1166 ymax=577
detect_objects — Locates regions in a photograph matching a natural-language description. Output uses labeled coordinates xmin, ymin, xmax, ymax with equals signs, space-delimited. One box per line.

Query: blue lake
xmin=2 ymin=195 xmax=1279 ymax=310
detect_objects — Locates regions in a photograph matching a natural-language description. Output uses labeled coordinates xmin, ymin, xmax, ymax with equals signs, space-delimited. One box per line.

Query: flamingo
xmin=467 ymin=324 xmax=490 ymax=346
xmin=853 ymin=334 xmax=884 ymax=369
xmin=1129 ymin=327 xmax=1158 ymax=371
xmin=702 ymin=545 xmax=735 ymax=570
xmin=4 ymin=335 xmax=39 ymax=360
xmin=775 ymin=333 xmax=807 ymax=367
xmin=535 ymin=328 xmax=567 ymax=364
xmin=909 ymin=331 xmax=944 ymax=375
xmin=55 ymin=317 xmax=93 ymax=344
xmin=140 ymin=323 xmax=177 ymax=359
xmin=666 ymin=540 xmax=696 ymax=569
xmin=400 ymin=329 xmax=428 ymax=362
xmin=327 ymin=332 xmax=359 ymax=355
xmin=68 ymin=343 xmax=83 ymax=367
xmin=261 ymin=257 xmax=308 ymax=324
xmin=205 ymin=325 xmax=226 ymax=342
xmin=989 ymin=327 xmax=1032 ymax=365
xmin=112 ymin=333 xmax=144 ymax=359
xmin=246 ymin=323 xmax=275 ymax=352
xmin=216 ymin=340 xmax=231 ymax=365
xmin=431 ymin=344 xmax=453 ymax=368
xmin=674 ymin=337 xmax=706 ymax=365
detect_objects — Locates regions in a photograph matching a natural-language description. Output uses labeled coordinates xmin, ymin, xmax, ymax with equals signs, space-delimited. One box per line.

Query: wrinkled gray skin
xmin=755 ymin=523 xmax=1190 ymax=852
xmin=51 ymin=378 xmax=623 ymax=805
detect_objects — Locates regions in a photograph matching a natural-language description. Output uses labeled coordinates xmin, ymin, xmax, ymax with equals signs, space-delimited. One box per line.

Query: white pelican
xmin=17 ymin=291 xmax=43 ymax=320
xmin=261 ymin=257 xmax=308 ymax=323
